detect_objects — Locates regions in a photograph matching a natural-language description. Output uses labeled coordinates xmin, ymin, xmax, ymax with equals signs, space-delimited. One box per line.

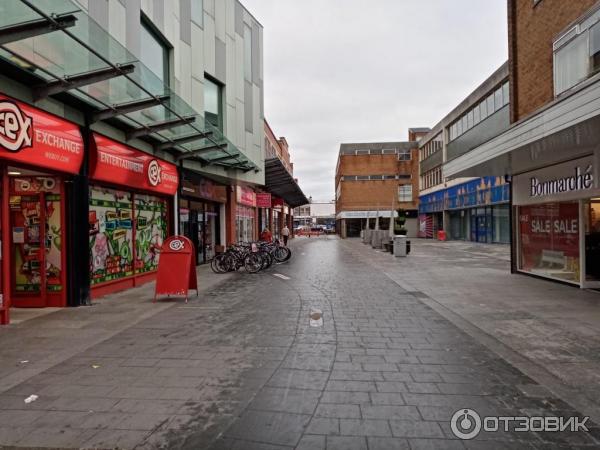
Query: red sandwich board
xmin=154 ymin=236 xmax=198 ymax=303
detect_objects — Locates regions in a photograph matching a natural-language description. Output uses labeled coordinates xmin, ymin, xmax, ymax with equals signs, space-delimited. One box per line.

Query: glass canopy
xmin=0 ymin=0 xmax=257 ymax=171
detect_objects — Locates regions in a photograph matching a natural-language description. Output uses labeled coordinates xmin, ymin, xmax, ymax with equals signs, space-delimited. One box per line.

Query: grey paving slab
xmin=0 ymin=238 xmax=599 ymax=449
xmin=223 ymin=410 xmax=310 ymax=447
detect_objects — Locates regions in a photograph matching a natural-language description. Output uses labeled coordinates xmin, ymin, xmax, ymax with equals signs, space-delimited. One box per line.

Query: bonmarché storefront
xmin=513 ymin=155 xmax=600 ymax=288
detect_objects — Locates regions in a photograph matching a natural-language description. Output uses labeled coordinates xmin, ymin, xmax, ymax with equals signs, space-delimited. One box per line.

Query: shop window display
xmin=89 ymin=186 xmax=134 ymax=285
xmin=519 ymin=202 xmax=580 ymax=283
xmin=134 ymin=194 xmax=168 ymax=274
xmin=236 ymin=205 xmax=254 ymax=243
xmin=10 ymin=176 xmax=63 ymax=294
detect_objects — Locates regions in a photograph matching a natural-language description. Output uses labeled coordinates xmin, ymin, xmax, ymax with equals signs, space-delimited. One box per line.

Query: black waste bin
xmin=407 ymin=240 xmax=411 ymax=255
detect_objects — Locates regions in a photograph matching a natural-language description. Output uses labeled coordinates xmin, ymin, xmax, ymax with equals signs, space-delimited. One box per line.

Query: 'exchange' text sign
xmin=0 ymin=95 xmax=84 ymax=174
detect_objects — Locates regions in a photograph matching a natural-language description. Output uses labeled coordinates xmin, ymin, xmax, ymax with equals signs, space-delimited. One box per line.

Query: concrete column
xmin=341 ymin=219 xmax=347 ymax=238
xmin=279 ymin=209 xmax=285 ymax=238
xmin=268 ymin=208 xmax=273 ymax=232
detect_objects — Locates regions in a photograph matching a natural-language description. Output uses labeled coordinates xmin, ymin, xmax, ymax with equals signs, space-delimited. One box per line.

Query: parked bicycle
xmin=211 ymin=239 xmax=291 ymax=274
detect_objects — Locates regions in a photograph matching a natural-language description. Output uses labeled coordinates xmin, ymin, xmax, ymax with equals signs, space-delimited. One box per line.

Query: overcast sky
xmin=243 ymin=0 xmax=508 ymax=202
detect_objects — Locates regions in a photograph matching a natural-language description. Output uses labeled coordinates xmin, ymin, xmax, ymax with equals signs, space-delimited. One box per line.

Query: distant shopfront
xmin=88 ymin=134 xmax=178 ymax=298
xmin=418 ymin=176 xmax=510 ymax=243
xmin=179 ymin=170 xmax=226 ymax=264
xmin=236 ymin=186 xmax=257 ymax=243
xmin=513 ymin=156 xmax=600 ymax=288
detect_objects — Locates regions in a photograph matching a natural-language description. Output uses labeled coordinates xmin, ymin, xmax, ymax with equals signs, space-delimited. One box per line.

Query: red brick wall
xmin=509 ymin=0 xmax=597 ymax=122
xmin=335 ymin=148 xmax=419 ymax=213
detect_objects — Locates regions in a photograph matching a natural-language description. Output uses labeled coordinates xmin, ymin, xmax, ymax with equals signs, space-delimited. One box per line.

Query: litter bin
xmin=393 ymin=235 xmax=407 ymax=257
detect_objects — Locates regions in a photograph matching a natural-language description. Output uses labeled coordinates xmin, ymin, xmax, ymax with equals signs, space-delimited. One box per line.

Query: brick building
xmin=445 ymin=0 xmax=600 ymax=288
xmin=261 ymin=120 xmax=308 ymax=239
xmin=335 ymin=130 xmax=428 ymax=238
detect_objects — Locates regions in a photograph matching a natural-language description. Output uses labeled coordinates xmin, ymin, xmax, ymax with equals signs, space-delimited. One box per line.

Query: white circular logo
xmin=169 ymin=239 xmax=184 ymax=251
xmin=147 ymin=159 xmax=162 ymax=186
xmin=450 ymin=408 xmax=481 ymax=440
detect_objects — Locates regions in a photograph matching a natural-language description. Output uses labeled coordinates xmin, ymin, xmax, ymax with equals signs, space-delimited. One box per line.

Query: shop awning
xmin=264 ymin=158 xmax=309 ymax=208
xmin=0 ymin=0 xmax=258 ymax=172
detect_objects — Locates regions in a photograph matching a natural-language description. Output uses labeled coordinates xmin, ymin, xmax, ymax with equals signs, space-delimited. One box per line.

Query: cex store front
xmin=88 ymin=134 xmax=178 ymax=299
xmin=0 ymin=95 xmax=84 ymax=324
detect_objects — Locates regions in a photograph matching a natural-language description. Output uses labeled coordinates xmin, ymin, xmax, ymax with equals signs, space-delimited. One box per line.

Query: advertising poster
xmin=89 ymin=186 xmax=134 ymax=285
xmin=519 ymin=202 xmax=580 ymax=282
xmin=134 ymin=194 xmax=167 ymax=274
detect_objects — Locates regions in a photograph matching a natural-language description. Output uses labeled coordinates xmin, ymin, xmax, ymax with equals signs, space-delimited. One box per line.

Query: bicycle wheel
xmin=244 ymin=253 xmax=263 ymax=273
xmin=211 ymin=254 xmax=228 ymax=273
xmin=274 ymin=246 xmax=291 ymax=262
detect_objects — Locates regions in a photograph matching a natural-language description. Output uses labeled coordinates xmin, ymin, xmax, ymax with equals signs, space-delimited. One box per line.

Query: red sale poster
xmin=518 ymin=202 xmax=580 ymax=282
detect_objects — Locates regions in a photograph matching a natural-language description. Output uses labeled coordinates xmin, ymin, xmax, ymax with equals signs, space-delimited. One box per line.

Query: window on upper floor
xmin=191 ymin=0 xmax=204 ymax=27
xmin=140 ymin=15 xmax=170 ymax=85
xmin=553 ymin=7 xmax=600 ymax=96
xmin=398 ymin=184 xmax=412 ymax=202
xmin=205 ymin=76 xmax=223 ymax=131
xmin=473 ymin=104 xmax=481 ymax=125
xmin=398 ymin=148 xmax=411 ymax=161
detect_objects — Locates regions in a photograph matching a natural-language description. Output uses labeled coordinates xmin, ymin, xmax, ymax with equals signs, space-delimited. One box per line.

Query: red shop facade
xmin=88 ymin=134 xmax=178 ymax=299
xmin=0 ymin=95 xmax=84 ymax=323
xmin=0 ymin=95 xmax=180 ymax=325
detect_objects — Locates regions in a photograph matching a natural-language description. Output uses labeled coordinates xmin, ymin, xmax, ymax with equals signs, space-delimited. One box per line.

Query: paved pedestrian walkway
xmin=0 ymin=237 xmax=598 ymax=449
xmin=343 ymin=238 xmax=600 ymax=421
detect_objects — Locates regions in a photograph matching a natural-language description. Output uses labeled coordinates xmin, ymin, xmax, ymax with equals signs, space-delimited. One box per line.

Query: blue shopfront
xmin=419 ymin=176 xmax=510 ymax=243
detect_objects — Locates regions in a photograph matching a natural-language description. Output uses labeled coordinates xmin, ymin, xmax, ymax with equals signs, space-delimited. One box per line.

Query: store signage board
xmin=154 ymin=235 xmax=197 ymax=303
xmin=336 ymin=210 xmax=397 ymax=219
xmin=514 ymin=156 xmax=600 ymax=205
xmin=0 ymin=94 xmax=84 ymax=174
xmin=256 ymin=193 xmax=272 ymax=208
xmin=91 ymin=134 xmax=179 ymax=195
xmin=237 ymin=186 xmax=256 ymax=207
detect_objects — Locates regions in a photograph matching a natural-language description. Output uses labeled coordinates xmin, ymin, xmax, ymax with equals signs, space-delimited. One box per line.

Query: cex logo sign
xmin=0 ymin=101 xmax=33 ymax=152
xmin=147 ymin=159 xmax=162 ymax=187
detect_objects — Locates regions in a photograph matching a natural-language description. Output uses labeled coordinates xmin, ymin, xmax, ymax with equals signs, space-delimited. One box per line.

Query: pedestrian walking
xmin=281 ymin=224 xmax=290 ymax=246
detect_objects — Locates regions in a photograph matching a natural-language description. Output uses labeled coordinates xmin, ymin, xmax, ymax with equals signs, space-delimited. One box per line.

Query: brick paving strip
xmin=0 ymin=238 xmax=599 ymax=449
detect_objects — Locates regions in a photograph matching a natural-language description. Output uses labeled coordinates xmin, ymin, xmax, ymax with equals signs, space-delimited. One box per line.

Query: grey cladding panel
xmin=244 ymin=80 xmax=253 ymax=132
xmin=234 ymin=1 xmax=244 ymax=36
xmin=180 ymin=0 xmax=192 ymax=44
xmin=251 ymin=22 xmax=260 ymax=84
xmin=152 ymin=0 xmax=164 ymax=29
xmin=89 ymin=0 xmax=108 ymax=29
xmin=447 ymin=106 xmax=510 ymax=162
xmin=125 ymin=0 xmax=141 ymax=57
xmin=215 ymin=37 xmax=226 ymax=82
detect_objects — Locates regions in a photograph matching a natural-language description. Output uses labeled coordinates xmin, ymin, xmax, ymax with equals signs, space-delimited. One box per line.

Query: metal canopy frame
xmin=0 ymin=0 xmax=259 ymax=172
xmin=126 ymin=115 xmax=196 ymax=141
xmin=91 ymin=94 xmax=170 ymax=123
xmin=0 ymin=12 xmax=77 ymax=45
xmin=155 ymin=131 xmax=213 ymax=152
xmin=33 ymin=63 xmax=135 ymax=100
xmin=176 ymin=143 xmax=227 ymax=161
